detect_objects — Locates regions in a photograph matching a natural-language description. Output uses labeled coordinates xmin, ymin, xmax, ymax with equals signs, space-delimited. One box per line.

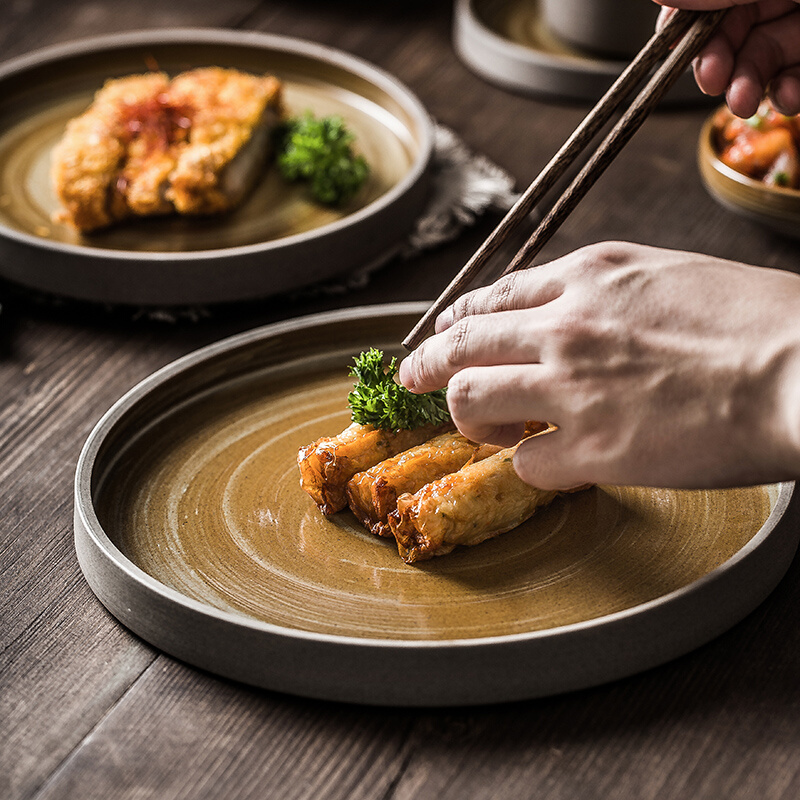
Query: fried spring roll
xmin=345 ymin=421 xmax=553 ymax=538
xmin=298 ymin=422 xmax=450 ymax=515
xmin=388 ymin=444 xmax=561 ymax=563
xmin=346 ymin=431 xmax=500 ymax=537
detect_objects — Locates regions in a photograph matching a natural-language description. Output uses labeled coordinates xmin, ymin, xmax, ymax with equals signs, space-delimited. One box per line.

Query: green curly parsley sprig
xmin=276 ymin=112 xmax=370 ymax=206
xmin=347 ymin=348 xmax=450 ymax=431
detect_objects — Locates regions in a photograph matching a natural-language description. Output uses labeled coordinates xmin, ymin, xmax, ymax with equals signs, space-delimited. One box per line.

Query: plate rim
xmin=453 ymin=0 xmax=704 ymax=105
xmin=0 ymin=27 xmax=434 ymax=261
xmin=455 ymin=0 xmax=628 ymax=75
xmin=74 ymin=301 xmax=797 ymax=652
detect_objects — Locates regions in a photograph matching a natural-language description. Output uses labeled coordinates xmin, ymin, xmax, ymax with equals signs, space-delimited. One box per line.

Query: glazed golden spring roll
xmin=389 ymin=443 xmax=561 ymax=563
xmin=345 ymin=422 xmax=553 ymax=537
xmin=298 ymin=422 xmax=450 ymax=515
xmin=346 ymin=431 xmax=501 ymax=538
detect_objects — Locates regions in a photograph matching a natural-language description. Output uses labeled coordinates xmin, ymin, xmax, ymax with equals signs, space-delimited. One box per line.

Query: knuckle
xmin=445 ymin=369 xmax=476 ymax=416
xmin=444 ymin=318 xmax=472 ymax=369
xmin=410 ymin=345 xmax=439 ymax=389
xmin=451 ymin=272 xmax=524 ymax=319
xmin=450 ymin=288 xmax=481 ymax=321
xmin=745 ymin=30 xmax=782 ymax=79
xmin=486 ymin=272 xmax=523 ymax=311
xmin=577 ymin=241 xmax=635 ymax=272
xmin=546 ymin=307 xmax=593 ymax=349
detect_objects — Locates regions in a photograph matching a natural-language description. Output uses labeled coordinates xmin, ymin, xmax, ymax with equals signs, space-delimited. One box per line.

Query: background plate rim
xmin=0 ymin=27 xmax=434 ymax=260
xmin=0 ymin=30 xmax=434 ymax=305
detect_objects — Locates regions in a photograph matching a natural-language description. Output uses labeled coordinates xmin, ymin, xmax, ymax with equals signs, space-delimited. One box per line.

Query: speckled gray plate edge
xmin=453 ymin=0 xmax=704 ymax=105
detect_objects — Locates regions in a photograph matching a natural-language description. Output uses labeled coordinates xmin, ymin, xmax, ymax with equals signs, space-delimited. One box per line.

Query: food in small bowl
xmin=698 ymin=99 xmax=800 ymax=237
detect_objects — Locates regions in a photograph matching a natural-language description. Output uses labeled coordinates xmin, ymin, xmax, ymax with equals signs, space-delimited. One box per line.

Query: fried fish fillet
xmin=51 ymin=67 xmax=283 ymax=231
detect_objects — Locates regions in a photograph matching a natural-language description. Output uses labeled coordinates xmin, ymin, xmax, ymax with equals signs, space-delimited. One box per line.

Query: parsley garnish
xmin=347 ymin=348 xmax=450 ymax=430
xmin=746 ymin=114 xmax=764 ymax=130
xmin=276 ymin=112 xmax=370 ymax=206
xmin=772 ymin=170 xmax=790 ymax=187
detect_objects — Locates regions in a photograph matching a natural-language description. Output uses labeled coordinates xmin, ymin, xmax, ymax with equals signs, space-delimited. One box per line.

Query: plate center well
xmin=93 ymin=359 xmax=774 ymax=641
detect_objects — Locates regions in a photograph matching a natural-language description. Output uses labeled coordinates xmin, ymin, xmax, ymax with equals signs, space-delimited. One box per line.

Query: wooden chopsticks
xmin=403 ymin=8 xmax=727 ymax=351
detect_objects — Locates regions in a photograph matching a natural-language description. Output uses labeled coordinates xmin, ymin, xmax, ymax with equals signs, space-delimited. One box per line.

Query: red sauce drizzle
xmin=117 ymin=92 xmax=193 ymax=154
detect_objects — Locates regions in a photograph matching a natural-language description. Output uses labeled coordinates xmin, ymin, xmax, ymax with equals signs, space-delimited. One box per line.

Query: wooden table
xmin=2 ymin=2 xmax=799 ymax=798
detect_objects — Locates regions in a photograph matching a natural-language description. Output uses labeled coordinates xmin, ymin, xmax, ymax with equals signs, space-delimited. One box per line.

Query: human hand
xmin=655 ymin=0 xmax=800 ymax=117
xmin=399 ymin=242 xmax=800 ymax=490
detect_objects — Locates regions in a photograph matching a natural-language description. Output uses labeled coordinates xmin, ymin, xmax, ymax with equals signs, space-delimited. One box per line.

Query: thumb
xmin=513 ymin=431 xmax=587 ymax=492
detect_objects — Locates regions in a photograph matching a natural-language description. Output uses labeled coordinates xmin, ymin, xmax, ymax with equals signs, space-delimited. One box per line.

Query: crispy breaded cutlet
xmin=51 ymin=67 xmax=283 ymax=232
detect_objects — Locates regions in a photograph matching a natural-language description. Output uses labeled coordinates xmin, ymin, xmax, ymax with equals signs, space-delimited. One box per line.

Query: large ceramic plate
xmin=453 ymin=0 xmax=703 ymax=104
xmin=0 ymin=30 xmax=432 ymax=305
xmin=74 ymin=303 xmax=799 ymax=706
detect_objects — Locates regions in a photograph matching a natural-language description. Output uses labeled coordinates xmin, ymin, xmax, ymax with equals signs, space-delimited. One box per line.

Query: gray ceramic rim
xmin=453 ymin=0 xmax=702 ymax=104
xmin=0 ymin=30 xmax=434 ymax=304
xmin=74 ymin=303 xmax=799 ymax=706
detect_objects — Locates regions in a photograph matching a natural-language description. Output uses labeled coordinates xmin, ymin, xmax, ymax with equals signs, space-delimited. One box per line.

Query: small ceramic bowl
xmin=698 ymin=108 xmax=800 ymax=238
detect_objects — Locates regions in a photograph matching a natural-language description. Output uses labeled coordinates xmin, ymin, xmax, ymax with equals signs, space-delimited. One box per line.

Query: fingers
xmin=400 ymin=308 xmax=548 ymax=394
xmin=693 ymin=28 xmax=737 ymax=96
xmin=725 ymin=9 xmax=800 ymax=117
xmin=401 ymin=242 xmax=644 ymax=395
xmin=433 ymin=267 xmax=564 ymax=334
xmin=726 ymin=70 xmax=767 ymax=117
xmin=433 ymin=242 xmax=642 ymax=336
xmin=443 ymin=364 xmax=561 ymax=445
xmin=770 ymin=67 xmax=800 ymax=114
xmin=658 ymin=1 xmax=800 ymax=115
xmin=513 ymin=433 xmax=587 ymax=492
xmin=690 ymin=4 xmax=767 ymax=102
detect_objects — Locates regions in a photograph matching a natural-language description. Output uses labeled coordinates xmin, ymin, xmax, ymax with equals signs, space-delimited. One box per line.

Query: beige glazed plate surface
xmin=0 ymin=30 xmax=432 ymax=304
xmin=75 ymin=303 xmax=799 ymax=705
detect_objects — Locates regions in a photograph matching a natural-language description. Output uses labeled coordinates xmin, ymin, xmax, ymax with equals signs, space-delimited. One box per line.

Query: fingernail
xmin=693 ymin=54 xmax=703 ymax=77
xmin=435 ymin=306 xmax=453 ymax=332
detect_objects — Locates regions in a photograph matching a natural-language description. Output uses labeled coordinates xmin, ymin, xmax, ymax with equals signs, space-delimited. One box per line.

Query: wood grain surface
xmin=2 ymin=2 xmax=800 ymax=799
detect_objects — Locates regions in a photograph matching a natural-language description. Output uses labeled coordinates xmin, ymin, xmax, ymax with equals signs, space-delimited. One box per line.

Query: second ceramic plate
xmin=74 ymin=303 xmax=799 ymax=705
xmin=0 ymin=30 xmax=433 ymax=304
xmin=454 ymin=0 xmax=704 ymax=104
